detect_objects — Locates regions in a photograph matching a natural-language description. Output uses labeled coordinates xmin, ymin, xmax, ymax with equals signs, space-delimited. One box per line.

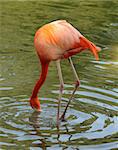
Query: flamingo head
xmin=30 ymin=96 xmax=41 ymax=112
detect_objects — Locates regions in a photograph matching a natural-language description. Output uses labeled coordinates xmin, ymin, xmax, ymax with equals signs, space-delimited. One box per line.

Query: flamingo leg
xmin=60 ymin=57 xmax=80 ymax=121
xmin=56 ymin=60 xmax=64 ymax=127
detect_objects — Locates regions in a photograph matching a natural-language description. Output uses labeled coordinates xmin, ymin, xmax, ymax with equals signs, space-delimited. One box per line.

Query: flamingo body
xmin=30 ymin=20 xmax=100 ymax=115
xmin=34 ymin=20 xmax=81 ymax=61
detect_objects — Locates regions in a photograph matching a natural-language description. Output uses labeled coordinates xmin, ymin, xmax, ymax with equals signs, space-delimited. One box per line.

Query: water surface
xmin=0 ymin=0 xmax=118 ymax=149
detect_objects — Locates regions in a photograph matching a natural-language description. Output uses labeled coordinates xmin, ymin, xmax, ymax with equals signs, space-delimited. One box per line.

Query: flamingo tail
xmin=79 ymin=36 xmax=100 ymax=60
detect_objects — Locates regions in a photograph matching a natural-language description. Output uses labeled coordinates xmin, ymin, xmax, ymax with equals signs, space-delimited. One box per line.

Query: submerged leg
xmin=56 ymin=60 xmax=64 ymax=127
xmin=60 ymin=57 xmax=80 ymax=121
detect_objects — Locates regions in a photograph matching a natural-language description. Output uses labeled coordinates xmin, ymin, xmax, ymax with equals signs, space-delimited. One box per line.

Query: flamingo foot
xmin=59 ymin=114 xmax=67 ymax=122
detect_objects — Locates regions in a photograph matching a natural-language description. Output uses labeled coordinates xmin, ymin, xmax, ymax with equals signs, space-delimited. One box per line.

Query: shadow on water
xmin=0 ymin=0 xmax=118 ymax=149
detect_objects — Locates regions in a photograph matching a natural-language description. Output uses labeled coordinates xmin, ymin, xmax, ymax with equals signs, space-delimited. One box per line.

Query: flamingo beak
xmin=30 ymin=97 xmax=42 ymax=112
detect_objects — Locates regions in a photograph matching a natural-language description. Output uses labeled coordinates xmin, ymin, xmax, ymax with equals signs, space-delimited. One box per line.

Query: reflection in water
xmin=29 ymin=111 xmax=41 ymax=131
xmin=29 ymin=111 xmax=47 ymax=149
xmin=0 ymin=0 xmax=118 ymax=149
xmin=29 ymin=111 xmax=73 ymax=149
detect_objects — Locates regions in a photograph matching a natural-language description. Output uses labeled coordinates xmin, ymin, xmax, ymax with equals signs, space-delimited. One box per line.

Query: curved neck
xmin=31 ymin=61 xmax=49 ymax=99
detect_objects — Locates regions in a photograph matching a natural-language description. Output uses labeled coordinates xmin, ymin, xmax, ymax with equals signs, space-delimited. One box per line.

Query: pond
xmin=0 ymin=0 xmax=118 ymax=149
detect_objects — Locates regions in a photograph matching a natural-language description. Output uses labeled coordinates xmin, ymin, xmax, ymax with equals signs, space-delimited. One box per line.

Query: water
xmin=0 ymin=0 xmax=118 ymax=149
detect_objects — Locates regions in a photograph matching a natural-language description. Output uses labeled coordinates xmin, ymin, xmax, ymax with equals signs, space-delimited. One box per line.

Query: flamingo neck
xmin=31 ymin=61 xmax=49 ymax=99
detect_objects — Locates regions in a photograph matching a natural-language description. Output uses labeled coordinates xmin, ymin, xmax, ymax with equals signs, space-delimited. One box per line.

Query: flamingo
xmin=30 ymin=20 xmax=100 ymax=126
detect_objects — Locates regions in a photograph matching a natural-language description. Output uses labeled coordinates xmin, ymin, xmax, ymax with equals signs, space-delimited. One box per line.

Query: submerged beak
xmin=79 ymin=36 xmax=100 ymax=61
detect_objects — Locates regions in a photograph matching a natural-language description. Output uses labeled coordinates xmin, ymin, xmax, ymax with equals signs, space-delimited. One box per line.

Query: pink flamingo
xmin=30 ymin=20 xmax=100 ymax=125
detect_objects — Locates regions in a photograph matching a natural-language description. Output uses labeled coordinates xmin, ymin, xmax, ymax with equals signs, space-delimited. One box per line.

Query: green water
xmin=0 ymin=0 xmax=118 ymax=149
